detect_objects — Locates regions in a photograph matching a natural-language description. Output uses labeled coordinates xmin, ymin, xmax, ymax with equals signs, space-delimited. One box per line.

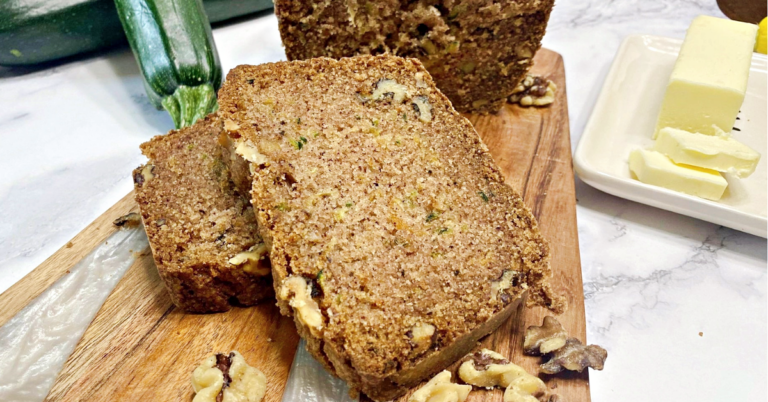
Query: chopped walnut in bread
xmin=278 ymin=276 xmax=324 ymax=337
xmin=407 ymin=322 xmax=437 ymax=358
xmin=229 ymin=244 xmax=271 ymax=276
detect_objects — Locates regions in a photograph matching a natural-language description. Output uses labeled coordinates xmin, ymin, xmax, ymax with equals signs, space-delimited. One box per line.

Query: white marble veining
xmin=0 ymin=2 xmax=764 ymax=401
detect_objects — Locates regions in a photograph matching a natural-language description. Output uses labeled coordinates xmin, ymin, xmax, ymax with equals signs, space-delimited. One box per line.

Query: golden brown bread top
xmin=218 ymin=55 xmax=564 ymax=378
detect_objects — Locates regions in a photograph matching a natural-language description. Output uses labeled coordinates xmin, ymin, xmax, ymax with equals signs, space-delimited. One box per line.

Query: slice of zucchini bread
xmin=217 ymin=55 xmax=564 ymax=400
xmin=273 ymin=0 xmax=555 ymax=113
xmin=133 ymin=116 xmax=272 ymax=313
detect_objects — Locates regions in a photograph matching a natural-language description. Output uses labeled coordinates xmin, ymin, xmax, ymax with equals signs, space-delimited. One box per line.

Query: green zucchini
xmin=115 ymin=0 xmax=221 ymax=128
xmin=0 ymin=0 xmax=272 ymax=66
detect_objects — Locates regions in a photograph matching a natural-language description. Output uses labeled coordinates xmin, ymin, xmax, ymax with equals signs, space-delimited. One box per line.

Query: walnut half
xmin=409 ymin=370 xmax=471 ymax=402
xmin=540 ymin=338 xmax=607 ymax=374
xmin=191 ymin=351 xmax=266 ymax=402
xmin=508 ymin=75 xmax=556 ymax=107
xmin=524 ymin=316 xmax=568 ymax=355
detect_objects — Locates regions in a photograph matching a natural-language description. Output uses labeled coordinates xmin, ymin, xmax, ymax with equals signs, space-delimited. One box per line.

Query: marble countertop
xmin=0 ymin=1 xmax=765 ymax=401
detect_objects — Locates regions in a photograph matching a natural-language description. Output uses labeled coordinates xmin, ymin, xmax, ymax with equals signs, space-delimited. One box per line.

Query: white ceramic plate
xmin=575 ymin=34 xmax=767 ymax=238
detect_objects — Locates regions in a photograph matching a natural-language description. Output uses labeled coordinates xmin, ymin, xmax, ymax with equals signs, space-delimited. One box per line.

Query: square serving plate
xmin=574 ymin=34 xmax=767 ymax=238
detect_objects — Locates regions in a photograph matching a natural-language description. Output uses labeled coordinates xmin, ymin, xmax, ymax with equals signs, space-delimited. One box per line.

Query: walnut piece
xmin=515 ymin=44 xmax=533 ymax=59
xmin=191 ymin=351 xmax=266 ymax=402
xmin=278 ymin=276 xmax=324 ymax=337
xmin=113 ymin=212 xmax=142 ymax=228
xmin=508 ymin=75 xmax=557 ymax=107
xmin=229 ymin=244 xmax=270 ymax=276
xmin=472 ymin=99 xmax=489 ymax=109
xmin=524 ymin=316 xmax=568 ymax=355
xmin=490 ymin=270 xmax=518 ymax=303
xmin=459 ymin=349 xmax=546 ymax=394
xmin=133 ymin=164 xmax=155 ymax=187
xmin=371 ymin=79 xmax=410 ymax=103
xmin=412 ymin=96 xmax=433 ymax=122
xmin=409 ymin=370 xmax=471 ymax=402
xmin=540 ymin=338 xmax=607 ymax=374
xmin=235 ymin=140 xmax=269 ymax=165
xmin=459 ymin=349 xmax=551 ymax=402
xmin=407 ymin=322 xmax=436 ymax=358
xmin=141 ymin=164 xmax=155 ymax=181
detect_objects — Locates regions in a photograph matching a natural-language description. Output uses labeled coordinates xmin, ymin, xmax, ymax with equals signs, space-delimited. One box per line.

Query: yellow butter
xmin=629 ymin=149 xmax=727 ymax=200
xmin=654 ymin=127 xmax=761 ymax=178
xmin=654 ymin=15 xmax=758 ymax=138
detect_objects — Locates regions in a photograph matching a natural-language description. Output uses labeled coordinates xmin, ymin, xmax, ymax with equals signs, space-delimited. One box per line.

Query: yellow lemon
xmin=757 ymin=17 xmax=767 ymax=54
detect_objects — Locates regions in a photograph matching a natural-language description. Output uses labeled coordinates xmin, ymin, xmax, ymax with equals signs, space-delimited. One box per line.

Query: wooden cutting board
xmin=0 ymin=48 xmax=588 ymax=402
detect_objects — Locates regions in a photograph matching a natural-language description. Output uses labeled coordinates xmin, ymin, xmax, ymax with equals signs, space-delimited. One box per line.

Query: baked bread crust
xmin=218 ymin=55 xmax=564 ymax=400
xmin=273 ymin=0 xmax=555 ymax=113
xmin=134 ymin=116 xmax=273 ymax=313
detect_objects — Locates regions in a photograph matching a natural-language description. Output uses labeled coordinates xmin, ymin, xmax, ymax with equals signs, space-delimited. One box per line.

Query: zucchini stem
xmin=161 ymin=84 xmax=219 ymax=129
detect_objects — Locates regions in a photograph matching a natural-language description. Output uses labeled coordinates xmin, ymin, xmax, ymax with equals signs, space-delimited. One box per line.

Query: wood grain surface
xmin=45 ymin=251 xmax=299 ymax=402
xmin=0 ymin=192 xmax=139 ymax=328
xmin=2 ymin=48 xmax=588 ymax=402
xmin=462 ymin=48 xmax=589 ymax=402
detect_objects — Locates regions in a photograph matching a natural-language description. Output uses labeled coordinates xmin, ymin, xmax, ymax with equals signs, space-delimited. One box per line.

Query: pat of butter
xmin=654 ymin=15 xmax=758 ymax=138
xmin=654 ymin=127 xmax=761 ymax=178
xmin=629 ymin=149 xmax=727 ymax=200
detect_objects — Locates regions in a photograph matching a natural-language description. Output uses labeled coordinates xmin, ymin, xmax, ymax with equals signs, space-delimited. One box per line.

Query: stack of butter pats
xmin=630 ymin=15 xmax=761 ymax=201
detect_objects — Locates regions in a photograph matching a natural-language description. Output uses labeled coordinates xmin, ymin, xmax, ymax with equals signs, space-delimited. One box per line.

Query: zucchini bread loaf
xmin=133 ymin=116 xmax=272 ymax=313
xmin=273 ymin=0 xmax=554 ymax=113
xmin=217 ymin=55 xmax=564 ymax=400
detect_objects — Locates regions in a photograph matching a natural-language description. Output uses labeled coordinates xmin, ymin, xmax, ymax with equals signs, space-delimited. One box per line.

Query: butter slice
xmin=629 ymin=149 xmax=727 ymax=200
xmin=654 ymin=15 xmax=758 ymax=138
xmin=654 ymin=127 xmax=761 ymax=178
